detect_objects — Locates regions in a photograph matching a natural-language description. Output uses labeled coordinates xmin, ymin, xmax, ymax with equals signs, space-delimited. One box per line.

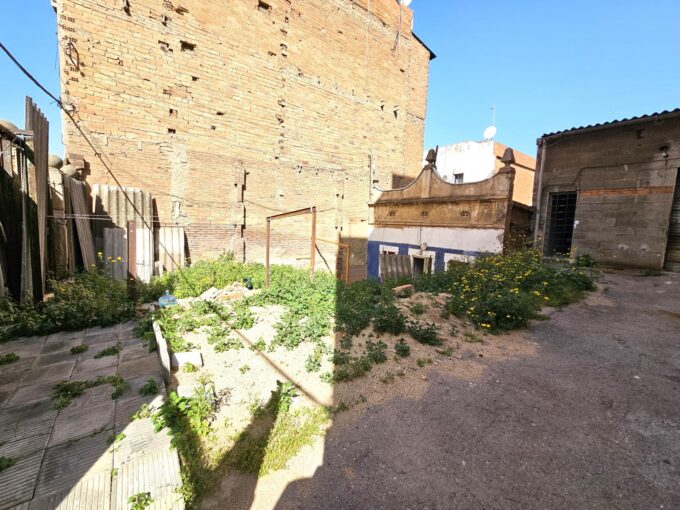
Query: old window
xmin=453 ymin=173 xmax=464 ymax=184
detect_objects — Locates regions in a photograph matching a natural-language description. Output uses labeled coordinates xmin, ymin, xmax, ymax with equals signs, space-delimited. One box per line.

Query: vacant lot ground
xmin=264 ymin=271 xmax=680 ymax=509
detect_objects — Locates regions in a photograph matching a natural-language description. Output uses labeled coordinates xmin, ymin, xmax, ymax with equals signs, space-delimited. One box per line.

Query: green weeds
xmin=128 ymin=492 xmax=153 ymax=510
xmin=94 ymin=342 xmax=122 ymax=359
xmin=52 ymin=375 xmax=129 ymax=409
xmin=0 ymin=456 xmax=16 ymax=472
xmin=0 ymin=353 xmax=19 ymax=365
xmin=395 ymin=338 xmax=411 ymax=357
xmin=70 ymin=344 xmax=88 ymax=355
xmin=139 ymin=378 xmax=159 ymax=396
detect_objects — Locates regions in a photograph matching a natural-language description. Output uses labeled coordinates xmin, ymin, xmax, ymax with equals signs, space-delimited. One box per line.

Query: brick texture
xmin=54 ymin=0 xmax=432 ymax=280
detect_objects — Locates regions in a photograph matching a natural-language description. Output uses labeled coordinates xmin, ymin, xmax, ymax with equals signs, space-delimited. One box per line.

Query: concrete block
xmin=152 ymin=322 xmax=171 ymax=383
xmin=392 ymin=284 xmax=414 ymax=297
xmin=171 ymin=351 xmax=203 ymax=369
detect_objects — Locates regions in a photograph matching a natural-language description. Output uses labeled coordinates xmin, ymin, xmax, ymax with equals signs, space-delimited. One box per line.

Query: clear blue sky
xmin=1 ymin=1 xmax=679 ymax=157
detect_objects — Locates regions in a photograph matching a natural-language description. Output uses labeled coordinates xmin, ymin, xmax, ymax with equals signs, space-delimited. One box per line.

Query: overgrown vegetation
xmin=0 ymin=352 xmax=19 ymax=365
xmin=139 ymin=378 xmax=159 ymax=396
xmin=0 ymin=268 xmax=135 ymax=342
xmin=94 ymin=342 xmax=122 ymax=359
xmin=70 ymin=344 xmax=89 ymax=355
xmin=51 ymin=375 xmax=129 ymax=409
xmin=395 ymin=338 xmax=411 ymax=357
xmin=447 ymin=250 xmax=595 ymax=332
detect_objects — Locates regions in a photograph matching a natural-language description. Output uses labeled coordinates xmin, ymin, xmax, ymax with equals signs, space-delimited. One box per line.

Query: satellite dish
xmin=483 ymin=125 xmax=497 ymax=140
xmin=401 ymin=0 xmax=412 ymax=6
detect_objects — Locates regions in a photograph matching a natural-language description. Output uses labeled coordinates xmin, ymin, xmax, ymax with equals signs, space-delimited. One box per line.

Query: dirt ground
xmin=198 ymin=270 xmax=680 ymax=509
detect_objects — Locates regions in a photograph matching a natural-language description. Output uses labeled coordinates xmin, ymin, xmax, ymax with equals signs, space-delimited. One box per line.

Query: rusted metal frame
xmin=314 ymin=237 xmax=351 ymax=285
xmin=264 ymin=206 xmax=316 ymax=289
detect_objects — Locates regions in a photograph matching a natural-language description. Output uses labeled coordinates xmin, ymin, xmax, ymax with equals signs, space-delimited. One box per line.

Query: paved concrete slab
xmin=0 ymin=322 xmax=184 ymax=509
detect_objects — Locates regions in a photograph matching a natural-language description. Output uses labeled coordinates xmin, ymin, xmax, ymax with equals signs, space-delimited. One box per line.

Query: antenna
xmin=483 ymin=105 xmax=497 ymax=140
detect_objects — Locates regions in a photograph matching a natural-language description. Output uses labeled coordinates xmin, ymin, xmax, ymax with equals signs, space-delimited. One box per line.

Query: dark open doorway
xmin=545 ymin=191 xmax=577 ymax=256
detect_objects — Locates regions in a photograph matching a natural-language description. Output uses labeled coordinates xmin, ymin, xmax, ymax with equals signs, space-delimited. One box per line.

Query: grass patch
xmin=0 ymin=456 xmax=16 ymax=472
xmin=409 ymin=303 xmax=426 ymax=316
xmin=139 ymin=378 xmax=159 ymax=396
xmin=94 ymin=342 xmax=122 ymax=359
xmin=436 ymin=346 xmax=454 ymax=357
xmin=463 ymin=331 xmax=483 ymax=343
xmin=70 ymin=344 xmax=88 ymax=355
xmin=183 ymin=362 xmax=198 ymax=373
xmin=52 ymin=375 xmax=129 ymax=409
xmin=416 ymin=357 xmax=432 ymax=368
xmin=395 ymin=338 xmax=410 ymax=357
xmin=0 ymin=353 xmax=19 ymax=365
xmin=407 ymin=321 xmax=442 ymax=346
xmin=380 ymin=371 xmax=395 ymax=384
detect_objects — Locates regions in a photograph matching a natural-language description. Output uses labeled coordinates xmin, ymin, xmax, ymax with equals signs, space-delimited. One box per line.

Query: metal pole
xmin=265 ymin=217 xmax=271 ymax=289
xmin=310 ymin=207 xmax=316 ymax=274
xmin=127 ymin=220 xmax=137 ymax=300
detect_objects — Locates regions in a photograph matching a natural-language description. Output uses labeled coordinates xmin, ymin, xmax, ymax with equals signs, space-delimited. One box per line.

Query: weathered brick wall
xmin=535 ymin=114 xmax=680 ymax=269
xmin=54 ymin=0 xmax=431 ymax=280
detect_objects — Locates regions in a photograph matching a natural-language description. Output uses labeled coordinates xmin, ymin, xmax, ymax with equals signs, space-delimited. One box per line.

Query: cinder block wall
xmin=534 ymin=114 xmax=680 ymax=269
xmin=54 ymin=0 xmax=431 ymax=278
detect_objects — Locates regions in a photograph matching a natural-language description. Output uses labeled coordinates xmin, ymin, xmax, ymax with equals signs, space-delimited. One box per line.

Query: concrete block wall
xmin=54 ymin=0 xmax=432 ymax=279
xmin=535 ymin=113 xmax=680 ymax=269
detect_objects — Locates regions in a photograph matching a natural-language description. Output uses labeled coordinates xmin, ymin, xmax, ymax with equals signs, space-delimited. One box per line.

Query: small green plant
xmin=339 ymin=335 xmax=353 ymax=350
xmin=463 ymin=331 xmax=483 ymax=343
xmin=70 ymin=344 xmax=88 ymax=355
xmin=111 ymin=467 xmax=118 ymax=477
xmin=52 ymin=375 xmax=129 ymax=409
xmin=396 ymin=368 xmax=406 ymax=377
xmin=94 ymin=342 xmax=122 ymax=359
xmin=439 ymin=308 xmax=451 ymax=320
xmin=128 ymin=491 xmax=153 ymax=510
xmin=320 ymin=371 xmax=333 ymax=384
xmin=329 ymin=349 xmax=350 ymax=366
xmin=305 ymin=344 xmax=324 ymax=373
xmin=407 ymin=321 xmax=442 ymax=346
xmin=239 ymin=364 xmax=251 ymax=375
xmin=574 ymin=254 xmax=597 ymax=268
xmin=409 ymin=303 xmax=426 ymax=316
xmin=252 ymin=337 xmax=267 ymax=351
xmin=0 ymin=353 xmax=19 ymax=365
xmin=395 ymin=338 xmax=411 ymax=357
xmin=380 ymin=371 xmax=395 ymax=384
xmin=131 ymin=403 xmax=153 ymax=421
xmin=449 ymin=324 xmax=458 ymax=336
xmin=183 ymin=362 xmax=198 ymax=373
xmin=139 ymin=378 xmax=159 ymax=396
xmin=0 ymin=456 xmax=16 ymax=472
xmin=108 ymin=432 xmax=126 ymax=450
xmin=436 ymin=346 xmax=454 ymax=357
xmin=328 ymin=402 xmax=349 ymax=414
xmin=333 ymin=356 xmax=373 ymax=382
xmin=372 ymin=302 xmax=406 ymax=335
xmin=365 ymin=340 xmax=387 ymax=364
xmin=416 ymin=357 xmax=432 ymax=368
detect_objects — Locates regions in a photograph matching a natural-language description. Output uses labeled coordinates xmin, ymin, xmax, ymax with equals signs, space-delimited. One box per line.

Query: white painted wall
xmin=369 ymin=226 xmax=504 ymax=254
xmin=424 ymin=140 xmax=495 ymax=184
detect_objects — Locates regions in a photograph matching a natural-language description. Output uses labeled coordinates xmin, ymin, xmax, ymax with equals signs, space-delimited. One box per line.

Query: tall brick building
xmin=53 ymin=0 xmax=434 ymax=280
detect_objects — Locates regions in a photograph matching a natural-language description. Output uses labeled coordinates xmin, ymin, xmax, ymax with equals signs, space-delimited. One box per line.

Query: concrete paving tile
xmin=8 ymin=502 xmax=30 ymax=510
xmin=119 ymin=344 xmax=150 ymax=364
xmin=85 ymin=325 xmax=119 ymax=337
xmin=0 ymin=433 xmax=50 ymax=460
xmin=82 ymin=332 xmax=119 ymax=347
xmin=39 ymin=339 xmax=81 ymax=356
xmin=117 ymin=356 xmax=161 ymax=380
xmin=0 ymin=356 xmax=37 ymax=377
xmin=20 ymin=362 xmax=74 ymax=385
xmin=75 ymin=340 xmax=118 ymax=361
xmin=120 ymin=373 xmax=164 ymax=398
xmin=7 ymin=381 xmax=59 ymax=407
xmin=0 ymin=399 xmax=57 ymax=444
xmin=111 ymin=449 xmax=183 ymax=510
xmin=113 ymin=395 xmax=164 ymax=430
xmin=45 ymin=331 xmax=85 ymax=343
xmin=35 ymin=433 xmax=112 ymax=498
xmin=0 ymin=336 xmax=46 ymax=356
xmin=70 ymin=356 xmax=117 ymax=379
xmin=33 ymin=351 xmax=77 ymax=368
xmin=118 ymin=328 xmax=139 ymax=342
xmin=49 ymin=398 xmax=115 ymax=447
xmin=118 ymin=321 xmax=137 ymax=333
xmin=0 ymin=388 xmax=16 ymax=408
xmin=0 ymin=450 xmax=44 ymax=509
xmin=112 ymin=418 xmax=172 ymax=468
xmin=28 ymin=469 xmax=111 ymax=510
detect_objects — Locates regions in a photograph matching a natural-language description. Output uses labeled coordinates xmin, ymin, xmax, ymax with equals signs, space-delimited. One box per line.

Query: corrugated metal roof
xmin=542 ymin=108 xmax=680 ymax=139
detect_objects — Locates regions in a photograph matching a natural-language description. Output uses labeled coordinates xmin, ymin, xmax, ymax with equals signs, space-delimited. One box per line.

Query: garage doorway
xmin=545 ymin=192 xmax=577 ymax=256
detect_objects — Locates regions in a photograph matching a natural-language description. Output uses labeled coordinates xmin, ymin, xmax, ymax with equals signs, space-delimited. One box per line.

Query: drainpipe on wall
xmin=533 ymin=138 xmax=548 ymax=246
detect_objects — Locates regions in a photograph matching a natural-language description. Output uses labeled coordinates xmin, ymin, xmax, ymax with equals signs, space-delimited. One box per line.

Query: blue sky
xmin=1 ymin=1 xmax=679 ymax=156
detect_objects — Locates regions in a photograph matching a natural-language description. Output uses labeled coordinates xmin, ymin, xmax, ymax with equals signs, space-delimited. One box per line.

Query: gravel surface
xmin=274 ymin=271 xmax=680 ymax=510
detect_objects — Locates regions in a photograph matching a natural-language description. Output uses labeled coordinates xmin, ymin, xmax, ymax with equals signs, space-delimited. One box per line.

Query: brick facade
xmin=54 ymin=0 xmax=432 ymax=280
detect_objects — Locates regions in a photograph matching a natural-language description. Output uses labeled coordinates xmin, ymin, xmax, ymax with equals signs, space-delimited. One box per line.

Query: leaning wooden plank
xmin=68 ymin=179 xmax=97 ymax=270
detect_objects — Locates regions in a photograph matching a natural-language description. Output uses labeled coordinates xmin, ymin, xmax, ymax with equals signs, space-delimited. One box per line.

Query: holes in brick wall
xmin=211 ymin=125 xmax=216 ymax=130
xmin=175 ymin=5 xmax=189 ymax=15
xmin=393 ymin=105 xmax=399 ymax=119
xmin=161 ymin=15 xmax=170 ymax=26
xmin=169 ymin=108 xmax=178 ymax=117
xmin=163 ymin=88 xmax=172 ymax=96
xmin=380 ymin=101 xmax=385 ymax=111
xmin=258 ymin=1 xmax=271 ymax=13
xmin=167 ymin=128 xmax=176 ymax=134
xmin=216 ymin=111 xmax=225 ymax=116
xmin=180 ymin=41 xmax=196 ymax=52
xmin=159 ymin=40 xmax=172 ymax=53
xmin=280 ymin=43 xmax=288 ymax=57
xmin=191 ymin=76 xmax=199 ymax=81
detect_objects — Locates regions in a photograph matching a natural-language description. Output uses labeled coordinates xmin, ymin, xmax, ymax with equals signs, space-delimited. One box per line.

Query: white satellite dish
xmin=483 ymin=125 xmax=497 ymax=140
xmin=401 ymin=0 xmax=412 ymax=6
